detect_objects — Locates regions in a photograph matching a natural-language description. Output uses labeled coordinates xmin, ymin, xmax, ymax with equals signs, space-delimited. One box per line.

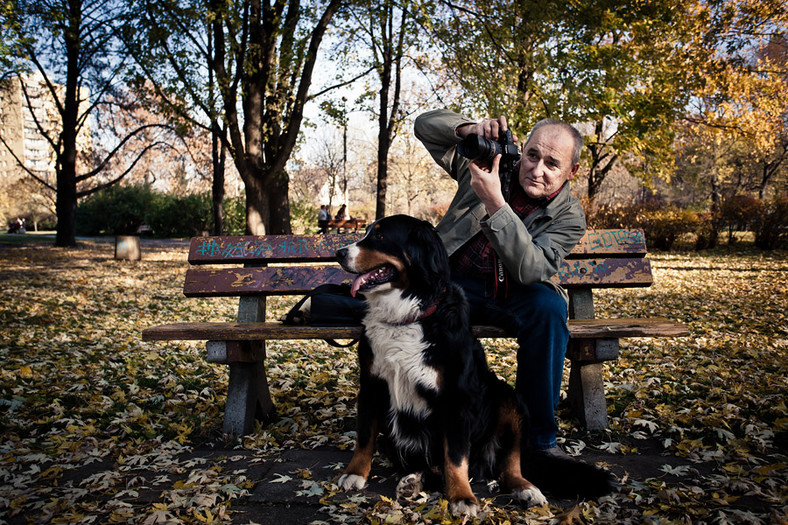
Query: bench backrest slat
xmin=188 ymin=234 xmax=361 ymax=264
xmin=184 ymin=266 xmax=352 ymax=297
xmin=188 ymin=228 xmax=647 ymax=265
xmin=182 ymin=228 xmax=651 ymax=298
xmin=183 ymin=256 xmax=652 ymax=297
xmin=555 ymin=257 xmax=652 ymax=287
xmin=566 ymin=228 xmax=646 ymax=258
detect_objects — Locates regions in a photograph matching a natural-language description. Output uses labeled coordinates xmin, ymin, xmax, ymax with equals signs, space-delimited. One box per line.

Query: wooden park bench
xmin=318 ymin=218 xmax=367 ymax=233
xmin=142 ymin=229 xmax=689 ymax=435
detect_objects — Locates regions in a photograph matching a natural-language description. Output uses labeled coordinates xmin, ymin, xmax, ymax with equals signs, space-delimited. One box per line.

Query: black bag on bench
xmin=283 ymin=283 xmax=366 ymax=326
xmin=282 ymin=284 xmax=366 ymax=346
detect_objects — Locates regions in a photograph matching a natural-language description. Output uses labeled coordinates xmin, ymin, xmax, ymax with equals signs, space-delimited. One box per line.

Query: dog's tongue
xmin=349 ymin=268 xmax=381 ymax=297
xmin=350 ymin=273 xmax=367 ymax=297
xmin=349 ymin=266 xmax=395 ymax=297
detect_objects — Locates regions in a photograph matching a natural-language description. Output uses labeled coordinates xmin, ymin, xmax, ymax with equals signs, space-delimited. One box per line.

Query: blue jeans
xmin=454 ymin=277 xmax=569 ymax=451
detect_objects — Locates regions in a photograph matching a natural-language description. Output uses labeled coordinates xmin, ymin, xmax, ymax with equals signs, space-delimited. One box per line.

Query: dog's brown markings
xmin=434 ymin=368 xmax=443 ymax=389
xmin=443 ymin=438 xmax=477 ymax=505
xmin=354 ymin=250 xmax=406 ymax=274
xmin=344 ymin=419 xmax=378 ymax=480
xmin=495 ymin=400 xmax=538 ymax=492
xmin=343 ymin=353 xmax=378 ymax=481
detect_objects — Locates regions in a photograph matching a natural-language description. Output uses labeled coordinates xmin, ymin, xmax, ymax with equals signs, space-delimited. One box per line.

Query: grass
xmin=0 ymin=238 xmax=785 ymax=524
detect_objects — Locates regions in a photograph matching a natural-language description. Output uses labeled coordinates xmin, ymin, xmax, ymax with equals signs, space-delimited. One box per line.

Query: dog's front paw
xmin=513 ymin=486 xmax=548 ymax=507
xmin=338 ymin=473 xmax=367 ymax=491
xmin=449 ymin=498 xmax=479 ymax=518
xmin=395 ymin=472 xmax=423 ymax=500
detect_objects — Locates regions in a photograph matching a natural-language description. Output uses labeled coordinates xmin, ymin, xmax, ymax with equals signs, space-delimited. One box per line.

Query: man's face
xmin=518 ymin=125 xmax=579 ymax=199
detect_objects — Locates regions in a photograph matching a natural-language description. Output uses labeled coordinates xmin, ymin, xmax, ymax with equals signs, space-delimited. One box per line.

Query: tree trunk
xmin=244 ymin=169 xmax=268 ymax=236
xmin=212 ymin=0 xmax=339 ymax=236
xmin=268 ymin=169 xmax=292 ymax=234
xmin=585 ymin=122 xmax=618 ymax=203
xmin=375 ymin=2 xmax=392 ymax=220
xmin=373 ymin=0 xmax=406 ymax=221
xmin=55 ymin=168 xmax=77 ymax=247
xmin=376 ymin=134 xmax=390 ymax=220
xmin=211 ymin=123 xmax=226 ymax=236
xmin=55 ymin=0 xmax=83 ymax=247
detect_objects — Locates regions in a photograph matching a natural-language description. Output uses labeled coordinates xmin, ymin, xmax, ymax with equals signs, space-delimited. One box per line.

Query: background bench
xmin=142 ymin=229 xmax=689 ymax=435
xmin=318 ymin=218 xmax=367 ymax=233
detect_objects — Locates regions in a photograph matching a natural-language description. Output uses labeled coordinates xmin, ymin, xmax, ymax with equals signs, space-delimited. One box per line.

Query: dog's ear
xmin=408 ymin=220 xmax=450 ymax=286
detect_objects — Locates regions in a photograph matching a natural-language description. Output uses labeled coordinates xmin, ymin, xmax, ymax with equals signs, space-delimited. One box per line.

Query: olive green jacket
xmin=414 ymin=109 xmax=586 ymax=302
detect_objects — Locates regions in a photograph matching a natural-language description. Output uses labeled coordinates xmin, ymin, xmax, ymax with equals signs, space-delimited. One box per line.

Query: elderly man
xmin=414 ymin=109 xmax=586 ymax=459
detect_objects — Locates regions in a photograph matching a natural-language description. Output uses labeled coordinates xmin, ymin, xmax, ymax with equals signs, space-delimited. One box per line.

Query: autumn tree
xmin=387 ymin=126 xmax=455 ymax=218
xmin=123 ymin=0 xmax=232 ymax=235
xmin=209 ymin=0 xmax=342 ymax=235
xmin=95 ymin=86 xmax=208 ymax=196
xmin=681 ymin=3 xmax=787 ymax=207
xmin=311 ymin=129 xmax=347 ymax=212
xmin=322 ymin=0 xmax=430 ymax=220
xmin=1 ymin=0 xmax=173 ymax=246
xmin=431 ymin=0 xmax=703 ymax=201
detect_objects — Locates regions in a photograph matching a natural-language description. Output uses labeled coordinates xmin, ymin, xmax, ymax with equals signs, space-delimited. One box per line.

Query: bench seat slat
xmin=188 ymin=229 xmax=647 ymax=265
xmin=142 ymin=317 xmax=689 ymax=342
xmin=183 ymin=256 xmax=653 ymax=297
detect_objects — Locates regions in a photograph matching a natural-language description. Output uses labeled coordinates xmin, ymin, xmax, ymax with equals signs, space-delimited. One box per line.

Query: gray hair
xmin=528 ymin=119 xmax=584 ymax=166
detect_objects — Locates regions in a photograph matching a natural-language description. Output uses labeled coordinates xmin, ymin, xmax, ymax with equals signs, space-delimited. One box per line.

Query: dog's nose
xmin=336 ymin=247 xmax=348 ymax=261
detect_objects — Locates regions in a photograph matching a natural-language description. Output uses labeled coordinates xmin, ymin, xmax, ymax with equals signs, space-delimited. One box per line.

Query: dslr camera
xmin=457 ymin=129 xmax=520 ymax=195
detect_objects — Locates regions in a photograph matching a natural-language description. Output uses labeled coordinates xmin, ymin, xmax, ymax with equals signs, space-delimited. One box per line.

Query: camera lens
xmin=457 ymin=133 xmax=502 ymax=162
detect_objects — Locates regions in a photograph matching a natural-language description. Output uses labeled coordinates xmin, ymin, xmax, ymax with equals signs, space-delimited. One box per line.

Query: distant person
xmin=318 ymin=205 xmax=329 ymax=234
xmin=335 ymin=204 xmax=348 ymax=220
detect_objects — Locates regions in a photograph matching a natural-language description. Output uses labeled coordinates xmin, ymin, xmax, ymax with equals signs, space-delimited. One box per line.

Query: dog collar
xmin=399 ymin=290 xmax=444 ymax=325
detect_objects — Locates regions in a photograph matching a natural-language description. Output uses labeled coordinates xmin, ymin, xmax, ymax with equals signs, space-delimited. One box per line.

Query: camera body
xmin=457 ymin=129 xmax=520 ymax=196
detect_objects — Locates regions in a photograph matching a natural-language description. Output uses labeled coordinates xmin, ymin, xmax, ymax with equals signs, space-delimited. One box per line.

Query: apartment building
xmin=0 ymin=73 xmax=92 ymax=187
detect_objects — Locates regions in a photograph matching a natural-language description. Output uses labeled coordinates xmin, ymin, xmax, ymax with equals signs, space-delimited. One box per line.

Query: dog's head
xmin=336 ymin=215 xmax=449 ymax=302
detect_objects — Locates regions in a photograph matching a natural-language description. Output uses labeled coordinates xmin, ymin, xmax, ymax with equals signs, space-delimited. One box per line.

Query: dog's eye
xmin=373 ymin=230 xmax=383 ymax=240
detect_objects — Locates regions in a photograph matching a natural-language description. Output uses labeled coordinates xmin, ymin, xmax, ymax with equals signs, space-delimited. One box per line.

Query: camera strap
xmin=501 ymin=171 xmax=512 ymax=200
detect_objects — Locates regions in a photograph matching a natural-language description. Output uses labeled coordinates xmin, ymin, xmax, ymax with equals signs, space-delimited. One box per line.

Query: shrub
xmin=78 ymin=186 xmax=221 ymax=237
xmin=639 ymin=207 xmax=701 ymax=251
xmin=76 ymin=184 xmax=156 ymax=235
xmin=752 ymin=194 xmax=788 ymax=250
xmin=290 ymin=197 xmax=319 ymax=234
xmin=146 ymin=193 xmax=212 ymax=238
xmin=587 ymin=203 xmax=641 ymax=229
xmin=718 ymin=195 xmax=760 ymax=244
xmin=693 ymin=212 xmax=718 ymax=250
xmin=222 ymin=197 xmax=246 ymax=235
xmin=589 ymin=202 xmax=704 ymax=251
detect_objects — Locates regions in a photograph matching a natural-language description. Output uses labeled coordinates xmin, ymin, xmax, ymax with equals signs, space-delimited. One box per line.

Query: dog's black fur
xmin=335 ymin=214 xmax=612 ymax=515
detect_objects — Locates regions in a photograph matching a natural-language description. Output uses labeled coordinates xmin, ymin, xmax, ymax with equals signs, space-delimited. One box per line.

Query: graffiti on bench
xmin=585 ymin=229 xmax=645 ymax=251
xmin=191 ymin=234 xmax=362 ymax=263
xmin=556 ymin=257 xmax=653 ymax=287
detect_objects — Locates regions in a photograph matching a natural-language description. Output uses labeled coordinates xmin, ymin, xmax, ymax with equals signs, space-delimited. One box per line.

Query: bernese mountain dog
xmin=335 ymin=214 xmax=612 ymax=516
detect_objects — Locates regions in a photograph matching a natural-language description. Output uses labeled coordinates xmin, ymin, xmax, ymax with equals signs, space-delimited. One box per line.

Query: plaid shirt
xmin=451 ymin=183 xmax=561 ymax=294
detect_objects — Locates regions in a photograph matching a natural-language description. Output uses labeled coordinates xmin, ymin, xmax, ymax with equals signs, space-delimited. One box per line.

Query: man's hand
xmin=470 ymin=155 xmax=506 ymax=216
xmin=456 ymin=115 xmax=517 ymax=143
xmin=458 ymin=115 xmax=512 ymax=216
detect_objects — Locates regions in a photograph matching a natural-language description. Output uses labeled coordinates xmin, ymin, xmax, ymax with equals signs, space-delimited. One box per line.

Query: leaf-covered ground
xmin=0 ymin=239 xmax=786 ymax=524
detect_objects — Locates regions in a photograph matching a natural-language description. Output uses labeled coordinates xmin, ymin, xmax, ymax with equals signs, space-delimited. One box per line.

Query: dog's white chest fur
xmin=364 ymin=294 xmax=439 ymax=421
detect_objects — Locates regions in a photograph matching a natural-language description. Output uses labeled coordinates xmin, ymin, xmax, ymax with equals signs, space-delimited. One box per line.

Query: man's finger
xmin=470 ymin=160 xmax=491 ymax=174
xmin=489 ymin=119 xmax=500 ymax=140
